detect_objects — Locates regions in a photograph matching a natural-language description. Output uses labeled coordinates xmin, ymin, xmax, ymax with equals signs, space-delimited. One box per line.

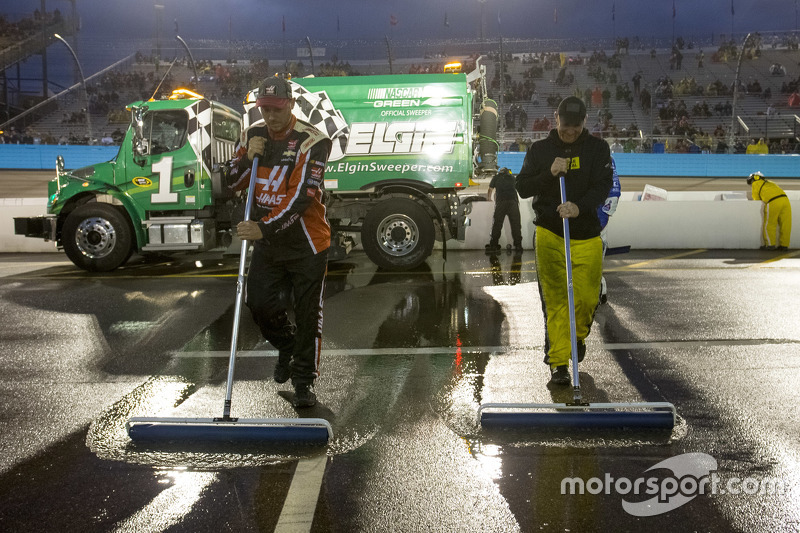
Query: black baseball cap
xmin=557 ymin=96 xmax=587 ymax=127
xmin=256 ymin=77 xmax=293 ymax=108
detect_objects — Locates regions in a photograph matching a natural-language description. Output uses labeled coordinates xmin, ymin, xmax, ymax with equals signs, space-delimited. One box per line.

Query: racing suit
xmin=230 ymin=116 xmax=332 ymax=386
xmin=516 ymin=128 xmax=613 ymax=369
xmin=597 ymin=157 xmax=621 ymax=301
xmin=752 ymin=178 xmax=791 ymax=249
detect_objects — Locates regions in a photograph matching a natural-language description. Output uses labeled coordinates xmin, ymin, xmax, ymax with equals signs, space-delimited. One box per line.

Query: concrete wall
xmin=452 ymin=192 xmax=798 ymax=251
xmin=2 ymin=199 xmax=56 ymax=253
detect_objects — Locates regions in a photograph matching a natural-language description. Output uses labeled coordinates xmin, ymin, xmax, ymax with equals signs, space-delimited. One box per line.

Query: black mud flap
xmin=14 ymin=216 xmax=56 ymax=240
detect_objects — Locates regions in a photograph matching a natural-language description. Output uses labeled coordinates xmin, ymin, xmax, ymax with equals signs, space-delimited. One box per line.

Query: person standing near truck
xmin=232 ymin=77 xmax=332 ymax=407
xmin=515 ymin=96 xmax=613 ymax=386
xmin=747 ymin=171 xmax=791 ymax=251
xmin=485 ymin=167 xmax=523 ymax=254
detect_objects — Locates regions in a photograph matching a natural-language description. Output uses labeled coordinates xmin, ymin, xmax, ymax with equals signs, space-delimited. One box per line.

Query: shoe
xmin=548 ymin=365 xmax=570 ymax=386
xmin=292 ymin=383 xmax=317 ymax=408
xmin=760 ymin=245 xmax=776 ymax=251
xmin=273 ymin=361 xmax=291 ymax=384
xmin=577 ymin=342 xmax=586 ymax=363
xmin=514 ymin=243 xmax=524 ymax=252
xmin=599 ymin=276 xmax=608 ymax=304
xmin=485 ymin=243 xmax=501 ymax=254
xmin=776 ymin=246 xmax=788 ymax=252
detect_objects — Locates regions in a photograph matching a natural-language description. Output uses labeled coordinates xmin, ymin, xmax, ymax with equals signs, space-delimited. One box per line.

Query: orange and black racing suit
xmin=230 ymin=116 xmax=332 ymax=386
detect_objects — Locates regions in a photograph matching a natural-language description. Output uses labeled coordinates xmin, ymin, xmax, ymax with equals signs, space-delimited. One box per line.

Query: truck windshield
xmin=146 ymin=110 xmax=188 ymax=155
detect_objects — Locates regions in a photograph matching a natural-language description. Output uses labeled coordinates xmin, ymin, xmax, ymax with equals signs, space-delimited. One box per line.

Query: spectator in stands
xmin=788 ymin=90 xmax=800 ymax=108
xmin=519 ymin=109 xmax=528 ymax=130
xmin=770 ymin=63 xmax=786 ymax=76
xmin=610 ymin=139 xmax=623 ymax=153
xmin=746 ymin=138 xmax=769 ymax=154
xmin=632 ymin=72 xmax=642 ymax=98
xmin=533 ymin=115 xmax=551 ymax=132
xmin=591 ymin=86 xmax=603 ymax=108
xmin=713 ymin=124 xmax=726 ymax=138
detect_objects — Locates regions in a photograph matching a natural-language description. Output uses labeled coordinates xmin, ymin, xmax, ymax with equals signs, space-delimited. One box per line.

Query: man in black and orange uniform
xmin=232 ymin=77 xmax=332 ymax=407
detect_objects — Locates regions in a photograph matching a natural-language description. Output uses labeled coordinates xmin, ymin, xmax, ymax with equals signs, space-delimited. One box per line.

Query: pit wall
xmin=1 ymin=147 xmax=798 ymax=253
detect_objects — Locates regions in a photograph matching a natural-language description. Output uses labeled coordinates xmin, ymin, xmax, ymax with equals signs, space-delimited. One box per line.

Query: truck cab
xmin=15 ymin=89 xmax=243 ymax=272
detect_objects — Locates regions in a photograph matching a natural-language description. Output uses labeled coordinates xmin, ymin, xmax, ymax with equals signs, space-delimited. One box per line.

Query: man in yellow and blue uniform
xmin=516 ymin=96 xmax=613 ymax=386
xmin=748 ymin=171 xmax=791 ymax=251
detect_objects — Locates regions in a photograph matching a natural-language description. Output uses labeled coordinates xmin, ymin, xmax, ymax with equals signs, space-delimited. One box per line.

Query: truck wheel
xmin=62 ymin=203 xmax=134 ymax=272
xmin=362 ymin=198 xmax=434 ymax=270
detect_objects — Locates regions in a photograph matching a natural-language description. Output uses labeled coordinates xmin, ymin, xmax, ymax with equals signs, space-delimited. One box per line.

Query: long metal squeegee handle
xmin=222 ymin=155 xmax=260 ymax=419
xmin=559 ymin=175 xmax=581 ymax=396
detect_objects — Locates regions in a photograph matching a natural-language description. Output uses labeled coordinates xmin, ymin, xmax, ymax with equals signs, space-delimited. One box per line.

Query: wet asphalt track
xmin=0 ymin=247 xmax=799 ymax=532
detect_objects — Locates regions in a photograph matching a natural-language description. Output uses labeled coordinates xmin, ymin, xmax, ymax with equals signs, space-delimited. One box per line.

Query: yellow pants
xmin=762 ymin=197 xmax=792 ymax=248
xmin=535 ymin=227 xmax=603 ymax=368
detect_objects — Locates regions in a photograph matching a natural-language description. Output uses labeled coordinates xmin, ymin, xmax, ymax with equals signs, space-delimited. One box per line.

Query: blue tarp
xmin=1 ymin=145 xmax=798 ymax=178
xmin=497 ymin=151 xmax=800 ymax=178
xmin=0 ymin=145 xmax=120 ymax=170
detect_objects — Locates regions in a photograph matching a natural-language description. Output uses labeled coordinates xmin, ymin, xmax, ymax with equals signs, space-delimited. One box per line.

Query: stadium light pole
xmin=175 ymin=35 xmax=198 ymax=87
xmin=306 ymin=36 xmax=315 ymax=75
xmin=54 ymin=33 xmax=92 ymax=145
xmin=728 ymin=32 xmax=754 ymax=153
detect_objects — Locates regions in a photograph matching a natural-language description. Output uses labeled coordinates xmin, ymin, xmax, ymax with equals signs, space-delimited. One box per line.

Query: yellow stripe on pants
xmin=535 ymin=227 xmax=603 ymax=368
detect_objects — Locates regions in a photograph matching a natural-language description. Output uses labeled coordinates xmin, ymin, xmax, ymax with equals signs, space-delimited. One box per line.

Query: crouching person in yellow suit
xmin=748 ymin=171 xmax=791 ymax=251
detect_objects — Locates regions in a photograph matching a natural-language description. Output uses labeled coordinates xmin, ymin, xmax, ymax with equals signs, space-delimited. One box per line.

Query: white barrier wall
xmin=2 ymin=194 xmax=798 ymax=254
xmin=451 ymin=192 xmax=798 ymax=251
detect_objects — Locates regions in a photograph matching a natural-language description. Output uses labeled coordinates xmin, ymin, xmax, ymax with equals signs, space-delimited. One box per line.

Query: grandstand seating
xmin=490 ymin=44 xmax=799 ymax=152
xmin=4 ymin=30 xmax=798 ymax=153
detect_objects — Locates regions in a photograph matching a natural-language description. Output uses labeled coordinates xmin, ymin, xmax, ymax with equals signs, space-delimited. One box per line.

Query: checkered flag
xmin=290 ymin=84 xmax=349 ymax=161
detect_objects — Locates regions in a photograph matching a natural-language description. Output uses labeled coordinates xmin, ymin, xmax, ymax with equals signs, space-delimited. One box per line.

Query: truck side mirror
xmin=131 ymin=105 xmax=150 ymax=158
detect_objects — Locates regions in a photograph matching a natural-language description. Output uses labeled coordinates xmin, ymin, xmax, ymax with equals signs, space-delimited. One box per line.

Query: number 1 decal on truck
xmin=150 ymin=156 xmax=178 ymax=203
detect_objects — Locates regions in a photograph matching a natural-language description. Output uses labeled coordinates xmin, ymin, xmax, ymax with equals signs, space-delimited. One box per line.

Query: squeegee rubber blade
xmin=127 ymin=421 xmax=331 ymax=444
xmin=480 ymin=410 xmax=675 ymax=430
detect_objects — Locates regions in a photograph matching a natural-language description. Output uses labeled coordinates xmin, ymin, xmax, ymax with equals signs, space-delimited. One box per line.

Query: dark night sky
xmin=2 ymin=0 xmax=797 ymax=42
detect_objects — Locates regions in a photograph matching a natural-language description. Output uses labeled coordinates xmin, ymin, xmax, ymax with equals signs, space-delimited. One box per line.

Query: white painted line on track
xmin=174 ymin=339 xmax=797 ymax=358
xmin=274 ymin=454 xmax=328 ymax=533
xmin=174 ymin=346 xmax=509 ymax=358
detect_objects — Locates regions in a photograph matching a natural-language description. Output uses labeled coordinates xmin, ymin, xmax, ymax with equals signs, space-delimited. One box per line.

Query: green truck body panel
xmin=244 ymin=73 xmax=476 ymax=192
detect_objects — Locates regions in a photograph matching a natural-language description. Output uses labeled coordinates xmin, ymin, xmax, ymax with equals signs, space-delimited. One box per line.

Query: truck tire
xmin=62 ymin=202 xmax=134 ymax=272
xmin=362 ymin=198 xmax=434 ymax=270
